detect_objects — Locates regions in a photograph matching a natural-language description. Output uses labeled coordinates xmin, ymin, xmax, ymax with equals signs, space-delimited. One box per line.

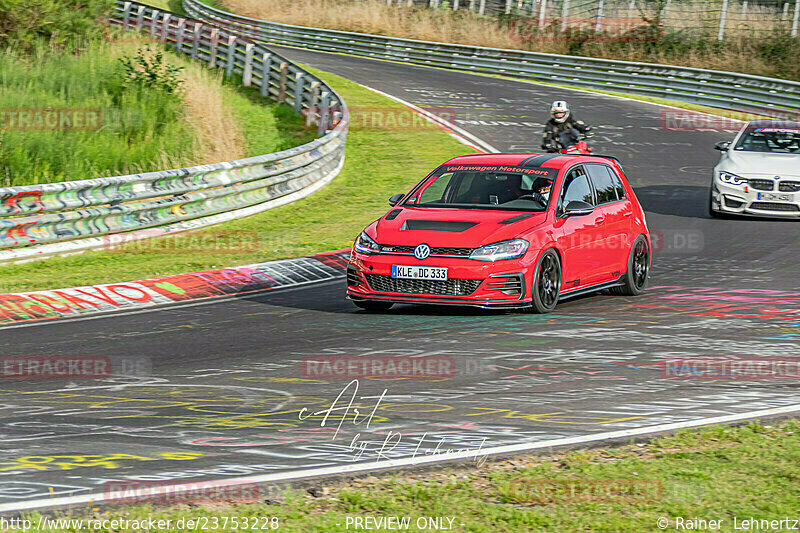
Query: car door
xmin=585 ymin=163 xmax=632 ymax=281
xmin=552 ymin=165 xmax=606 ymax=291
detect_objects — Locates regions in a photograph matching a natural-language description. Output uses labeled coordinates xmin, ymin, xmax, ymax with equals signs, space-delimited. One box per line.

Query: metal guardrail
xmin=0 ymin=0 xmax=348 ymax=262
xmin=183 ymin=0 xmax=800 ymax=117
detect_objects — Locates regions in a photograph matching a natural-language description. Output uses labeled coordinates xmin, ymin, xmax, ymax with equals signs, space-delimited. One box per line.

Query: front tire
xmin=611 ymin=235 xmax=650 ymax=296
xmin=529 ymin=249 xmax=561 ymax=313
xmin=353 ymin=300 xmax=393 ymax=312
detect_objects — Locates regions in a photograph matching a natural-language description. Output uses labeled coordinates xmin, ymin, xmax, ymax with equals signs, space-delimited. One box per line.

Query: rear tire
xmin=528 ymin=249 xmax=561 ymax=313
xmin=353 ymin=300 xmax=393 ymax=312
xmin=610 ymin=235 xmax=650 ymax=296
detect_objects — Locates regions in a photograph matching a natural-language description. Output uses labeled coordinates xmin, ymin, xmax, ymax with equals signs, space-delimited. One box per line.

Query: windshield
xmin=733 ymin=125 xmax=800 ymax=154
xmin=403 ymin=164 xmax=558 ymax=211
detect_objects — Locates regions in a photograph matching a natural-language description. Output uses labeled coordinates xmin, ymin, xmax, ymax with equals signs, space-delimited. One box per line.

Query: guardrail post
xmin=741 ymin=0 xmax=747 ymax=17
xmin=469 ymin=0 xmax=475 ymax=12
xmin=190 ymin=23 xmax=201 ymax=59
xmin=225 ymin=36 xmax=237 ymax=77
xmin=594 ymin=0 xmax=604 ymax=33
xmin=279 ymin=62 xmax=289 ymax=104
xmin=242 ymin=43 xmax=255 ymax=87
xmin=479 ymin=0 xmax=486 ymax=15
xmin=209 ymin=28 xmax=219 ymax=67
xmin=260 ymin=53 xmax=272 ymax=97
xmin=561 ymin=0 xmax=570 ymax=31
xmin=453 ymin=0 xmax=459 ymax=9
xmin=294 ymin=73 xmax=306 ymax=113
xmin=307 ymin=81 xmax=321 ymax=127
xmin=783 ymin=2 xmax=790 ymax=20
xmin=122 ymin=2 xmax=132 ymax=31
xmin=149 ymin=10 xmax=160 ymax=39
xmin=793 ymin=0 xmax=800 ymax=37
xmin=505 ymin=0 xmax=512 ymax=13
xmin=318 ymin=91 xmax=331 ymax=136
xmin=160 ymin=14 xmax=170 ymax=42
xmin=718 ymin=0 xmax=729 ymax=40
xmin=176 ymin=19 xmax=186 ymax=52
xmin=135 ymin=5 xmax=145 ymax=30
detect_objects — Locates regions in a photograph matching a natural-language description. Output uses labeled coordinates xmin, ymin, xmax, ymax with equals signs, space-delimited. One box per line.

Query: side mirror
xmin=714 ymin=141 xmax=730 ymax=152
xmin=564 ymin=200 xmax=594 ymax=216
xmin=388 ymin=193 xmax=405 ymax=206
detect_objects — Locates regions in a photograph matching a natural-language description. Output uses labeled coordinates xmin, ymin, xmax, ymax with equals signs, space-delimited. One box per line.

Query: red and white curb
xmin=0 ymin=250 xmax=349 ymax=326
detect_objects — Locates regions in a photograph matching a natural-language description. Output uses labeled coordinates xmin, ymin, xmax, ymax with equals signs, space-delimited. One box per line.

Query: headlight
xmin=719 ymin=171 xmax=747 ymax=185
xmin=470 ymin=239 xmax=529 ymax=261
xmin=354 ymin=232 xmax=380 ymax=254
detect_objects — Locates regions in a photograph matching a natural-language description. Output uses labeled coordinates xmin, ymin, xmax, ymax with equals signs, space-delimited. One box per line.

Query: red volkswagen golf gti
xmin=346 ymin=153 xmax=651 ymax=313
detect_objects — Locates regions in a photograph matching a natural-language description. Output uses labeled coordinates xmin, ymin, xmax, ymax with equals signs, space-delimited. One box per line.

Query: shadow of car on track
xmin=635 ymin=184 xmax=800 ymax=222
xmin=634 ymin=185 xmax=709 ymax=218
xmin=242 ymin=278 xmax=626 ymax=316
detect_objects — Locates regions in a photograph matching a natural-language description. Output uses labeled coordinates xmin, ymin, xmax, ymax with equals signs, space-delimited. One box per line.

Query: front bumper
xmin=711 ymin=180 xmax=800 ymax=219
xmin=346 ymin=250 xmax=534 ymax=308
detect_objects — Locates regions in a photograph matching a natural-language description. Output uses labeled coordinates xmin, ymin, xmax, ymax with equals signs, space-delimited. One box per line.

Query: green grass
xmin=22 ymin=420 xmax=800 ymax=532
xmin=221 ymin=75 xmax=315 ymax=156
xmin=0 ymin=66 xmax=470 ymax=292
xmin=0 ymin=40 xmax=194 ymax=185
xmin=0 ymin=38 xmax=312 ymax=187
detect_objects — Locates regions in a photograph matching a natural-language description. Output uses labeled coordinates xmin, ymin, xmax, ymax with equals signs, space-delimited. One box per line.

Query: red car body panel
xmin=347 ymin=153 xmax=651 ymax=309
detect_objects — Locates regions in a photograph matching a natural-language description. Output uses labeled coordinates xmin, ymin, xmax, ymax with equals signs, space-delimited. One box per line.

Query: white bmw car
xmin=710 ymin=120 xmax=800 ymax=219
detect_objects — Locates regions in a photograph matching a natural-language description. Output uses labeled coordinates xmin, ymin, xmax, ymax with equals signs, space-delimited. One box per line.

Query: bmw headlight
xmin=354 ymin=232 xmax=380 ymax=254
xmin=469 ymin=239 xmax=529 ymax=261
xmin=718 ymin=171 xmax=747 ymax=185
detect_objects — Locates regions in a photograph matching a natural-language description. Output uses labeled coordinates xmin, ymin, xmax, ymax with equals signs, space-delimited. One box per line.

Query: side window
xmin=610 ymin=169 xmax=627 ymax=200
xmin=586 ymin=164 xmax=618 ymax=204
xmin=560 ymin=166 xmax=594 ymax=212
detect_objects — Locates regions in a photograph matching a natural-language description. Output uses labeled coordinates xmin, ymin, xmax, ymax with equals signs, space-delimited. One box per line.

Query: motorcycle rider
xmin=541 ymin=101 xmax=593 ymax=153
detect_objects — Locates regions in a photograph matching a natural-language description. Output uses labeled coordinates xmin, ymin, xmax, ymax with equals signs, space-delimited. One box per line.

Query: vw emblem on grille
xmin=414 ymin=244 xmax=431 ymax=260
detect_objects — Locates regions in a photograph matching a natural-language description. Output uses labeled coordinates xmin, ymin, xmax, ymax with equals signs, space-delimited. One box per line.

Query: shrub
xmin=0 ymin=0 xmax=114 ymax=50
xmin=118 ymin=46 xmax=185 ymax=94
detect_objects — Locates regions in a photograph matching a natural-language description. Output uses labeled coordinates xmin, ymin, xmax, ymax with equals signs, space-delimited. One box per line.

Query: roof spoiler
xmin=559 ymin=153 xmax=623 ymax=165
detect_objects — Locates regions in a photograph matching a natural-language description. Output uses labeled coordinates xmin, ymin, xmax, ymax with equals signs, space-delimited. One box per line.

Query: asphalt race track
xmin=1 ymin=48 xmax=799 ymax=510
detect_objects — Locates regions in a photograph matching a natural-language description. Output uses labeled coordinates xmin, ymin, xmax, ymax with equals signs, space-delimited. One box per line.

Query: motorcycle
xmin=558 ymin=128 xmax=593 ymax=155
xmin=544 ymin=128 xmax=594 ymax=154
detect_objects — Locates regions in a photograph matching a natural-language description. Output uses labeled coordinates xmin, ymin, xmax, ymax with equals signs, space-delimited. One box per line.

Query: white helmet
xmin=551 ymin=101 xmax=570 ymax=123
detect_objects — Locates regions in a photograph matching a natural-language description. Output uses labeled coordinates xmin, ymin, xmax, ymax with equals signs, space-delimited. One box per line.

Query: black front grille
xmin=779 ymin=181 xmax=800 ymax=192
xmin=380 ymin=245 xmax=473 ymax=256
xmin=365 ymin=274 xmax=482 ymax=296
xmin=750 ymin=202 xmax=800 ymax=212
xmin=747 ymin=179 xmax=774 ymax=191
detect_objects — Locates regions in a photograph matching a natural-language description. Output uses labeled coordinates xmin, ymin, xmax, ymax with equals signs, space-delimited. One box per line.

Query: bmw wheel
xmin=611 ymin=235 xmax=650 ymax=296
xmin=529 ymin=249 xmax=561 ymax=313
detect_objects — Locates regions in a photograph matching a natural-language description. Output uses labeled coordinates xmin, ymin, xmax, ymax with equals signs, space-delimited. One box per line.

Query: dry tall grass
xmin=181 ymin=67 xmax=247 ymax=165
xmin=225 ymin=0 xmax=570 ymax=52
xmin=222 ymin=0 xmax=799 ymax=79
